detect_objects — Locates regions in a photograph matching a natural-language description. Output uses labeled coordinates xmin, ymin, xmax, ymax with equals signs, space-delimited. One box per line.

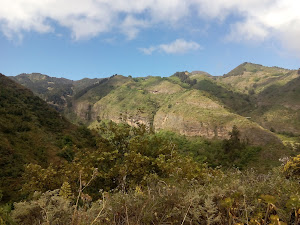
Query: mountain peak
xmin=224 ymin=62 xmax=291 ymax=77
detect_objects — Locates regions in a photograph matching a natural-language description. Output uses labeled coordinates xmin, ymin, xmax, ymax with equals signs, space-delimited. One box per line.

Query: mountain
xmin=9 ymin=73 xmax=103 ymax=113
xmin=55 ymin=73 xmax=279 ymax=149
xmin=0 ymin=74 xmax=96 ymax=201
xmin=3 ymin=66 xmax=300 ymax=224
xmin=216 ymin=63 xmax=300 ymax=136
xmin=10 ymin=63 xmax=300 ymax=147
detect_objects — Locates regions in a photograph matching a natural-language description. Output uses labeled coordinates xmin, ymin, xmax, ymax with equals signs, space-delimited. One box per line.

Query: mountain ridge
xmin=8 ymin=63 xmax=300 ymax=144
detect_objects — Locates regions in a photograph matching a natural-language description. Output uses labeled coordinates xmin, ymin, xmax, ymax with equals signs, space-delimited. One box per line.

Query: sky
xmin=0 ymin=0 xmax=300 ymax=80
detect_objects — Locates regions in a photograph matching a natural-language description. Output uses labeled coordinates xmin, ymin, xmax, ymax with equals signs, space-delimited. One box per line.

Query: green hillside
xmin=75 ymin=75 xmax=281 ymax=152
xmin=219 ymin=62 xmax=297 ymax=94
xmin=216 ymin=63 xmax=300 ymax=137
xmin=11 ymin=68 xmax=289 ymax=147
xmin=10 ymin=63 xmax=300 ymax=160
xmin=0 ymin=74 xmax=96 ymax=202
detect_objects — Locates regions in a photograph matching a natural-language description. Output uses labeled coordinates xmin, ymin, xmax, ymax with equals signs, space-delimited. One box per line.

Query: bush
xmin=11 ymin=168 xmax=300 ymax=224
xmin=11 ymin=190 xmax=72 ymax=225
xmin=284 ymin=154 xmax=300 ymax=179
xmin=21 ymin=121 xmax=207 ymax=199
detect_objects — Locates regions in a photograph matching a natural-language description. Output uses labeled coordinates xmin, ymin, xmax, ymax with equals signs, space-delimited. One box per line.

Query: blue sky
xmin=1 ymin=0 xmax=300 ymax=80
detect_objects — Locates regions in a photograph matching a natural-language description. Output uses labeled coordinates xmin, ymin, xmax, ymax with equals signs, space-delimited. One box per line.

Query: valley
xmin=1 ymin=63 xmax=300 ymax=224
xmin=10 ymin=63 xmax=300 ymax=150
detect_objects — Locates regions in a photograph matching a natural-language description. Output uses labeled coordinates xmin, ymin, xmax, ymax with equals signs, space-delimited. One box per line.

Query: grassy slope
xmin=9 ymin=73 xmax=74 ymax=111
xmin=88 ymin=76 xmax=171 ymax=128
xmin=84 ymin=75 xmax=281 ymax=147
xmin=219 ymin=62 xmax=297 ymax=94
xmin=217 ymin=63 xmax=300 ymax=136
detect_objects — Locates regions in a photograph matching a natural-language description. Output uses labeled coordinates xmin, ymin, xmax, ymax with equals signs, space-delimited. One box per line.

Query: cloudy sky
xmin=0 ymin=0 xmax=300 ymax=79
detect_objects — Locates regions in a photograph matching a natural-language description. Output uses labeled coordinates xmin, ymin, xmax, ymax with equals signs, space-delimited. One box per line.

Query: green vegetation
xmin=284 ymin=154 xmax=300 ymax=179
xmin=0 ymin=74 xmax=96 ymax=202
xmin=21 ymin=121 xmax=206 ymax=197
xmin=9 ymin=73 xmax=74 ymax=112
xmin=11 ymin=63 xmax=300 ymax=143
xmin=1 ymin=121 xmax=299 ymax=224
xmin=172 ymin=71 xmax=197 ymax=86
xmin=157 ymin=126 xmax=261 ymax=170
xmin=6 ymin=167 xmax=300 ymax=225
xmin=3 ymin=63 xmax=300 ymax=224
xmin=192 ymin=77 xmax=253 ymax=113
xmin=224 ymin=62 xmax=248 ymax=77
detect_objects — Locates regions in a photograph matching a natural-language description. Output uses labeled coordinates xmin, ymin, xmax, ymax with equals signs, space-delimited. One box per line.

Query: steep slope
xmin=85 ymin=76 xmax=281 ymax=147
xmin=8 ymin=69 xmax=291 ymax=171
xmin=188 ymin=72 xmax=253 ymax=114
xmin=9 ymin=73 xmax=74 ymax=112
xmin=0 ymin=74 xmax=96 ymax=202
xmin=219 ymin=62 xmax=297 ymax=95
xmin=217 ymin=63 xmax=300 ymax=136
xmin=88 ymin=76 xmax=180 ymax=128
xmin=249 ymin=76 xmax=300 ymax=135
xmin=71 ymin=75 xmax=131 ymax=122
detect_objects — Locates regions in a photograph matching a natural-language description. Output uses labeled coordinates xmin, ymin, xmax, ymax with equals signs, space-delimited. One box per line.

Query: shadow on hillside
xmin=193 ymin=79 xmax=254 ymax=114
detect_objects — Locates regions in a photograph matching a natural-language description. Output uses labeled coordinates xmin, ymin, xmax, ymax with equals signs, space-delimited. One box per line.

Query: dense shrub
xmin=6 ymin=122 xmax=300 ymax=224
xmin=284 ymin=154 xmax=300 ymax=179
xmin=10 ymin=168 xmax=300 ymax=224
xmin=21 ymin=121 xmax=207 ymax=199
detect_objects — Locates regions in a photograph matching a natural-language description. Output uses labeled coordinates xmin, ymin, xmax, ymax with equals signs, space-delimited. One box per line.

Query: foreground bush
xmin=9 ymin=167 xmax=300 ymax=225
xmin=284 ymin=154 xmax=300 ymax=179
xmin=7 ymin=125 xmax=300 ymax=224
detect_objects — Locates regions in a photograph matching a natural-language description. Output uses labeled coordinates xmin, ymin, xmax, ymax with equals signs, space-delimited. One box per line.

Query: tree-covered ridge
xmin=9 ymin=73 xmax=103 ymax=112
xmin=0 ymin=74 xmax=97 ymax=202
xmin=10 ymin=63 xmax=300 ymax=142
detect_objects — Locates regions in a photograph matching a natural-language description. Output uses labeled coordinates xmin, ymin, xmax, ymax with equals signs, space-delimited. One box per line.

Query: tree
xmin=223 ymin=125 xmax=243 ymax=153
xmin=22 ymin=121 xmax=206 ymax=198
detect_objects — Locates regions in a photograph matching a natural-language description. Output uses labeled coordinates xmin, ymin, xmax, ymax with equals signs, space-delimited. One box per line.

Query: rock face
xmin=154 ymin=111 xmax=230 ymax=138
xmin=73 ymin=101 xmax=92 ymax=121
xmin=152 ymin=89 xmax=230 ymax=139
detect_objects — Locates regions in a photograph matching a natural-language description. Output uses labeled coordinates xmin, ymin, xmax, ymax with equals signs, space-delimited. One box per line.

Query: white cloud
xmin=159 ymin=39 xmax=202 ymax=54
xmin=120 ymin=15 xmax=149 ymax=40
xmin=139 ymin=46 xmax=156 ymax=55
xmin=0 ymin=0 xmax=300 ymax=56
xmin=140 ymin=39 xmax=202 ymax=55
xmin=226 ymin=20 xmax=269 ymax=42
xmin=0 ymin=0 xmax=189 ymax=41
